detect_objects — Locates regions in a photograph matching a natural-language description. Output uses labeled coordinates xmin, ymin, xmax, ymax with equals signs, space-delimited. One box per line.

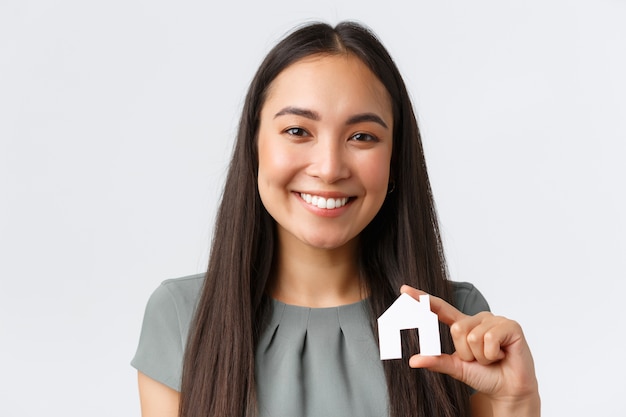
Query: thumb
xmin=409 ymin=353 xmax=465 ymax=382
xmin=409 ymin=353 xmax=497 ymax=394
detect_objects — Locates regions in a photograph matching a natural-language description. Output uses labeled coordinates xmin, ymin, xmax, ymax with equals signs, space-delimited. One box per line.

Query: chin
xmin=301 ymin=234 xmax=355 ymax=251
xmin=307 ymin=242 xmax=345 ymax=250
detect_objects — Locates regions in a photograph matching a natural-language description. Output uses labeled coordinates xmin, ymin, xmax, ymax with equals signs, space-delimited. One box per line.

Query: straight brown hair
xmin=180 ymin=21 xmax=471 ymax=417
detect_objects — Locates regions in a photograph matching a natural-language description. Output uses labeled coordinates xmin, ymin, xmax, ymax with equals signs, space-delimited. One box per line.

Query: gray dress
xmin=131 ymin=274 xmax=490 ymax=417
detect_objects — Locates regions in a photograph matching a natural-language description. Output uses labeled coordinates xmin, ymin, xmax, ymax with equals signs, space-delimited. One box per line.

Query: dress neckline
xmin=270 ymin=296 xmax=369 ymax=311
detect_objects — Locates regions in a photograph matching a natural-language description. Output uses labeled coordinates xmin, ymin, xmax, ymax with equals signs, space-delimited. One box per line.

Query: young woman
xmin=132 ymin=21 xmax=540 ymax=417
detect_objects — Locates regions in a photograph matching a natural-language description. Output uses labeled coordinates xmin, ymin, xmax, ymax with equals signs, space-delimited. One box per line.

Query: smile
xmin=300 ymin=193 xmax=350 ymax=209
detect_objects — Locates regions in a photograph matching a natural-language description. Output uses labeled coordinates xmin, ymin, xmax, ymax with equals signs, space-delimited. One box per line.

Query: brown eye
xmin=284 ymin=127 xmax=309 ymax=137
xmin=350 ymin=132 xmax=379 ymax=142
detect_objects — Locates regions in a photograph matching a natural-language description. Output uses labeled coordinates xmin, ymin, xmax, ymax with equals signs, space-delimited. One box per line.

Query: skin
xmin=257 ymin=53 xmax=394 ymax=307
xmin=137 ymin=53 xmax=540 ymax=416
xmin=401 ymin=285 xmax=541 ymax=416
xmin=137 ymin=372 xmax=179 ymax=417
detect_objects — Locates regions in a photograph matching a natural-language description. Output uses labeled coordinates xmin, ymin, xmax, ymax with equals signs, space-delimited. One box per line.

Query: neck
xmin=269 ymin=230 xmax=365 ymax=308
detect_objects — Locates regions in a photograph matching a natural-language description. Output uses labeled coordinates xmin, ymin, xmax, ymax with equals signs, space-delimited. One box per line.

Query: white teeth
xmin=300 ymin=193 xmax=349 ymax=209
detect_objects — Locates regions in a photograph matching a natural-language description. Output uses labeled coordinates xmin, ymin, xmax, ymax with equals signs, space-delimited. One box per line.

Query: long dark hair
xmin=180 ymin=21 xmax=470 ymax=417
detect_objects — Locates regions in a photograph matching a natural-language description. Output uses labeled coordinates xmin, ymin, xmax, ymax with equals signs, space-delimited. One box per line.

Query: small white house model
xmin=377 ymin=293 xmax=441 ymax=360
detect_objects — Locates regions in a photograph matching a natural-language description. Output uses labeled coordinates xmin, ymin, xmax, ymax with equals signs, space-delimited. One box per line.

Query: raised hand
xmin=400 ymin=285 xmax=540 ymax=416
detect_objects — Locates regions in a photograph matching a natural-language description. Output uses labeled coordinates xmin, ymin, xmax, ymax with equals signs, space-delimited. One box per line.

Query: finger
xmin=483 ymin=318 xmax=521 ymax=360
xmin=399 ymin=285 xmax=474 ymax=362
xmin=454 ymin=312 xmax=512 ymax=364
xmin=409 ymin=353 xmax=466 ymax=383
xmin=400 ymin=285 xmax=506 ymax=363
xmin=465 ymin=320 xmax=491 ymax=365
xmin=400 ymin=284 xmax=466 ymax=326
xmin=399 ymin=284 xmax=427 ymax=298
xmin=449 ymin=315 xmax=485 ymax=362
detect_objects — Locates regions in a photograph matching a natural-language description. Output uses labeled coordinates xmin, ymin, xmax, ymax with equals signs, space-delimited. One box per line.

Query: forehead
xmin=261 ymin=53 xmax=393 ymax=120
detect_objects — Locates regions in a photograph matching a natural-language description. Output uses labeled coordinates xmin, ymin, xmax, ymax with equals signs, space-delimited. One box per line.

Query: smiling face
xmin=257 ymin=53 xmax=393 ymax=251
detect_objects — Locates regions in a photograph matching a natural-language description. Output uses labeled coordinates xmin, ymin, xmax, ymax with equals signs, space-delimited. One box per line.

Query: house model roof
xmin=377 ymin=293 xmax=441 ymax=360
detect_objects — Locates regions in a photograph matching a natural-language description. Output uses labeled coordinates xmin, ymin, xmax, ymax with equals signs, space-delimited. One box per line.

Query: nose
xmin=306 ymin=137 xmax=351 ymax=183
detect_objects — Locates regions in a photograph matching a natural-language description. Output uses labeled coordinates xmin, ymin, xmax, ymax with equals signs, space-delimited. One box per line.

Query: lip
xmin=297 ymin=190 xmax=352 ymax=199
xmin=293 ymin=191 xmax=354 ymax=218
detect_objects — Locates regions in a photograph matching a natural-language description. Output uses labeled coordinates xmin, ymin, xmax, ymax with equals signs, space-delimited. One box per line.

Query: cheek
xmin=257 ymin=137 xmax=296 ymax=188
xmin=359 ymin=152 xmax=392 ymax=195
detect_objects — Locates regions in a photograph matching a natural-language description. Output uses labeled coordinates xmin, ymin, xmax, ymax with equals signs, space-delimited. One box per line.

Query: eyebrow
xmin=274 ymin=106 xmax=389 ymax=129
xmin=274 ymin=106 xmax=320 ymax=121
xmin=346 ymin=113 xmax=388 ymax=129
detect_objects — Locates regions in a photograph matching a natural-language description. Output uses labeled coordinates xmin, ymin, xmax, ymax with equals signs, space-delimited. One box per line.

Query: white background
xmin=1 ymin=0 xmax=624 ymax=415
